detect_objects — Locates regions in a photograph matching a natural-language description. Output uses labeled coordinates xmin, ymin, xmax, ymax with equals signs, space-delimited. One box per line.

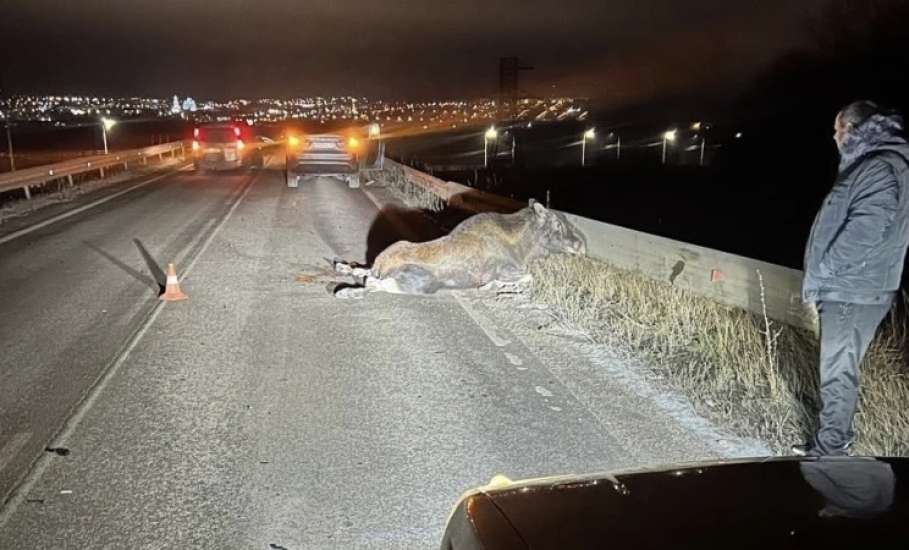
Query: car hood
xmin=441 ymin=457 xmax=909 ymax=549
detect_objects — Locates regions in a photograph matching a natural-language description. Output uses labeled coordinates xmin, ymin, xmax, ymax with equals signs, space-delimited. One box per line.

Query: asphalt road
xmin=0 ymin=160 xmax=765 ymax=548
xmin=0 ymin=162 xmax=260 ymax=505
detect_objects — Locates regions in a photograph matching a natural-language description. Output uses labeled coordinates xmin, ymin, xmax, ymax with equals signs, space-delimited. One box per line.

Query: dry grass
xmin=530 ymin=254 xmax=909 ymax=456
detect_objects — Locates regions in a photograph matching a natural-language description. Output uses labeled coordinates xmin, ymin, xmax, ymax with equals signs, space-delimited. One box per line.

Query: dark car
xmin=191 ymin=123 xmax=263 ymax=171
xmin=285 ymin=132 xmax=362 ymax=188
xmin=441 ymin=457 xmax=908 ymax=549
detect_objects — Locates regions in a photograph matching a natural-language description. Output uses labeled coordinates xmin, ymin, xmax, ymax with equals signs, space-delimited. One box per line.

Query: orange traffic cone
xmin=160 ymin=263 xmax=188 ymax=301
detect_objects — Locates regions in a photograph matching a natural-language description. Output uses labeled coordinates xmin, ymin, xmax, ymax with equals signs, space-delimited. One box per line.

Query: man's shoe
xmin=791 ymin=443 xmax=821 ymax=457
xmin=790 ymin=442 xmax=851 ymax=457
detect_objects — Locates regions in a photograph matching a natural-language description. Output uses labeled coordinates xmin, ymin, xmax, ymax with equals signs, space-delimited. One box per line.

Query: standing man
xmin=797 ymin=101 xmax=909 ymax=456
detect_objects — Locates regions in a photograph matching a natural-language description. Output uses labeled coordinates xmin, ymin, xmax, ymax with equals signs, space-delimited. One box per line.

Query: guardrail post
xmin=123 ymin=160 xmax=128 ymax=170
xmin=67 ymin=174 xmax=74 ymax=187
xmin=23 ymin=184 xmax=31 ymax=200
xmin=142 ymin=154 xmax=147 ymax=165
xmin=99 ymin=167 xmax=105 ymax=179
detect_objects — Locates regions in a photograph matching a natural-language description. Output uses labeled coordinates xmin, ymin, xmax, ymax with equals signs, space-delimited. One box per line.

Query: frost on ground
xmin=459 ymin=287 xmax=772 ymax=463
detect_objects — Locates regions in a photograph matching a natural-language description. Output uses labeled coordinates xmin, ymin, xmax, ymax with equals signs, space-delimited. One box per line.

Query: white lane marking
xmin=504 ymin=352 xmax=524 ymax=366
xmin=179 ymin=171 xmax=258 ymax=280
xmin=535 ymin=386 xmax=554 ymax=398
xmin=0 ymin=167 xmax=262 ymax=529
xmin=0 ymin=164 xmax=191 ymax=246
xmin=0 ymin=432 xmax=31 ymax=474
xmin=361 ymin=188 xmax=385 ymax=212
xmin=454 ymin=294 xmax=511 ymax=347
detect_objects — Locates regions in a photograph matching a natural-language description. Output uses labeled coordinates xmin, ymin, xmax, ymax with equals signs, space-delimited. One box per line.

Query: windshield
xmin=1 ymin=1 xmax=908 ymax=548
xmin=198 ymin=127 xmax=237 ymax=143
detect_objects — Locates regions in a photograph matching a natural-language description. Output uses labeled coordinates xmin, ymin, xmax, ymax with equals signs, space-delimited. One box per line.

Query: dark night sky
xmin=1 ymin=0 xmax=832 ymax=104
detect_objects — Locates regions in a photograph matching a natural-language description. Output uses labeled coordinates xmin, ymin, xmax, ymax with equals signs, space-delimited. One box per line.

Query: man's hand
xmin=806 ymin=301 xmax=820 ymax=337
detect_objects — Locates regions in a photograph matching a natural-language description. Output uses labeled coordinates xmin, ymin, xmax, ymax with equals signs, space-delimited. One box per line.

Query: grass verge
xmin=530 ymin=254 xmax=909 ymax=456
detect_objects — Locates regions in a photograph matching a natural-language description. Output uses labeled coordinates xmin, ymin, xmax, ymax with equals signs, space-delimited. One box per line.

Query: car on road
xmin=191 ymin=123 xmax=263 ymax=171
xmin=440 ymin=456 xmax=909 ymax=549
xmin=285 ymin=132 xmax=362 ymax=188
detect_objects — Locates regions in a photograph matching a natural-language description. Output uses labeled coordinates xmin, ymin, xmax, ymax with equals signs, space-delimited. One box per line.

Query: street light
xmin=581 ymin=128 xmax=596 ymax=166
xmin=484 ymin=126 xmax=498 ymax=168
xmin=368 ymin=123 xmax=383 ymax=168
xmin=4 ymin=121 xmax=15 ymax=172
xmin=661 ymin=129 xmax=677 ymax=165
xmin=100 ymin=117 xmax=117 ymax=155
xmin=604 ymin=131 xmax=622 ymax=161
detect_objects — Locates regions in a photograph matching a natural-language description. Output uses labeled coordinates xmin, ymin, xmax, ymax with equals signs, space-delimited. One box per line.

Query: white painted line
xmin=0 ymin=168 xmax=259 ymax=528
xmin=361 ymin=188 xmax=385 ymax=212
xmin=0 ymin=433 xmax=31 ymax=474
xmin=0 ymin=164 xmax=190 ymax=246
xmin=454 ymin=293 xmax=511 ymax=348
xmin=180 ymin=172 xmax=258 ymax=280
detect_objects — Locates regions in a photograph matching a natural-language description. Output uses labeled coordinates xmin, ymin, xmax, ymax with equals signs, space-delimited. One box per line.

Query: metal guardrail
xmin=386 ymin=159 xmax=816 ymax=331
xmin=0 ymin=141 xmax=188 ymax=199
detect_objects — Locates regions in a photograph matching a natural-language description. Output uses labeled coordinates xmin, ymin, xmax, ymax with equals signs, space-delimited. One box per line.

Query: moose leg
xmin=333 ymin=259 xmax=371 ymax=278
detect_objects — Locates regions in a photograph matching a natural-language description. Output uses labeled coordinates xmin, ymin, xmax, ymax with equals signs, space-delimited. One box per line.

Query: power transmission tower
xmin=498 ymin=57 xmax=533 ymax=121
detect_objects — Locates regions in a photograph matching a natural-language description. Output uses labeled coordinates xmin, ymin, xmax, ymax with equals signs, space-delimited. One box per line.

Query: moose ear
xmin=532 ymin=201 xmax=548 ymax=216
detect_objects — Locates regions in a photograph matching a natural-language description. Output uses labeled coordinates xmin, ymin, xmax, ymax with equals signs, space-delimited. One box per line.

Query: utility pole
xmin=5 ymin=122 xmax=15 ymax=171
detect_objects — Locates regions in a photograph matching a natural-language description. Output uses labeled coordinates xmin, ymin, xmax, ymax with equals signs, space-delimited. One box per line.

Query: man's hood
xmin=839 ymin=112 xmax=908 ymax=171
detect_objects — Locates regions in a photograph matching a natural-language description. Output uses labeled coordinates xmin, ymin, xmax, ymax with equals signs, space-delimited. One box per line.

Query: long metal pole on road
xmin=5 ymin=122 xmax=15 ymax=171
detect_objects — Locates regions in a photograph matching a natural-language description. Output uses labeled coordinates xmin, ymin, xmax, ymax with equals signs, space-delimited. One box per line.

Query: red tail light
xmin=193 ymin=128 xmax=200 ymax=139
xmin=233 ymin=126 xmax=241 ymax=138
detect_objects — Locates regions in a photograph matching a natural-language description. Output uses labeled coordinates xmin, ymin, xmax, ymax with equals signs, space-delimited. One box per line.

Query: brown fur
xmin=335 ymin=201 xmax=586 ymax=297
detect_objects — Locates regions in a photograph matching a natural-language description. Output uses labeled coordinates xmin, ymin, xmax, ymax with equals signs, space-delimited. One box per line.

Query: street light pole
xmin=616 ymin=135 xmax=621 ymax=160
xmin=662 ymin=129 xmax=677 ymax=165
xmin=5 ymin=122 xmax=15 ymax=172
xmin=101 ymin=117 xmax=117 ymax=155
xmin=581 ymin=128 xmax=595 ymax=167
xmin=484 ymin=126 xmax=497 ymax=168
xmin=511 ymin=133 xmax=516 ymax=165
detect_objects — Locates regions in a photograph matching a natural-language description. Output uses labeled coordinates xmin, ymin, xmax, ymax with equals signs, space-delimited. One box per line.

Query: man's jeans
xmin=813 ymin=300 xmax=893 ymax=455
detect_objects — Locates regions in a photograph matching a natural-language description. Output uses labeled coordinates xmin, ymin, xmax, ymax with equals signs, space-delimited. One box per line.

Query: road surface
xmin=0 ymin=157 xmax=765 ymax=548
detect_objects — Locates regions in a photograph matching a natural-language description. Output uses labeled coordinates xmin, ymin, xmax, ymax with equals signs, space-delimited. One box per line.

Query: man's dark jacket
xmin=802 ymin=137 xmax=909 ymax=305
